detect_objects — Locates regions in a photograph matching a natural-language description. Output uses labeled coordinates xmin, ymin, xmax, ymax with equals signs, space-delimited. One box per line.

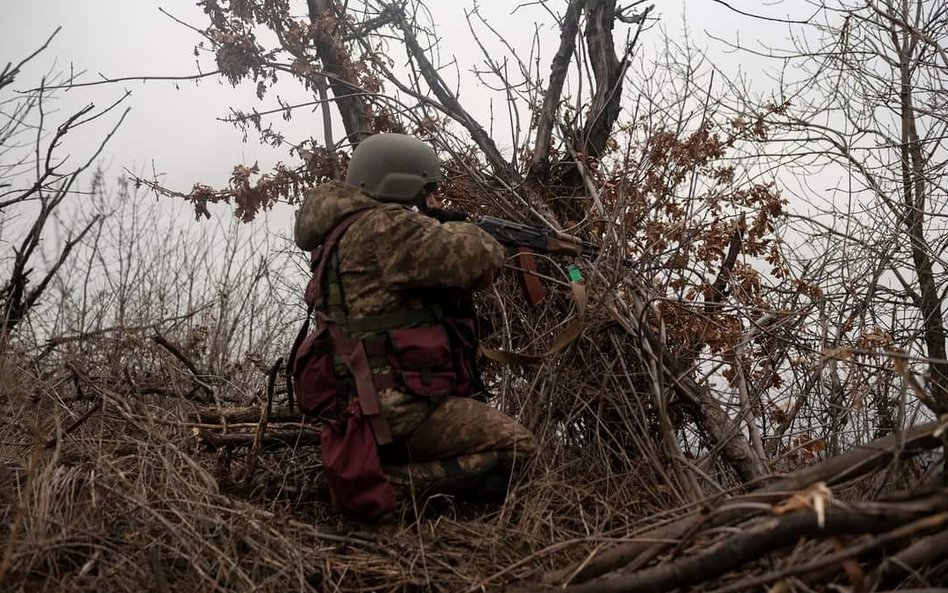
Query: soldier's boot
xmin=422 ymin=466 xmax=510 ymax=502
xmin=384 ymin=450 xmax=515 ymax=504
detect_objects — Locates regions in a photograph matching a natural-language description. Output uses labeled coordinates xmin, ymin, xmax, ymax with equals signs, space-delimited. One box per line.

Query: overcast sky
xmin=1 ymin=1 xmax=809 ymax=221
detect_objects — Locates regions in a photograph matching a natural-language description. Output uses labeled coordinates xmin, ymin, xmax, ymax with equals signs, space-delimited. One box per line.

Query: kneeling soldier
xmin=291 ymin=133 xmax=537 ymax=520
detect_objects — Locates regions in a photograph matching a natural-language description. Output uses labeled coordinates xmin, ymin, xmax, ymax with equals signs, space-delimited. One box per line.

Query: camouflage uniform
xmin=295 ymin=181 xmax=537 ymax=507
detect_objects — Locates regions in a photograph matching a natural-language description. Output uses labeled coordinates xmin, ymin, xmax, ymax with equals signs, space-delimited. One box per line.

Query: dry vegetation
xmin=3 ymin=1 xmax=948 ymax=592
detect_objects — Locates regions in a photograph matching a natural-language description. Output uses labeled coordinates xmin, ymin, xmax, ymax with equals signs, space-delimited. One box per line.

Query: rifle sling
xmin=481 ymin=280 xmax=587 ymax=366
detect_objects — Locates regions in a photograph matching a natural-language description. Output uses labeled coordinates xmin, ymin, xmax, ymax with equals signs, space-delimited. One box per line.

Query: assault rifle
xmin=432 ymin=209 xmax=598 ymax=305
xmin=476 ymin=215 xmax=600 ymax=260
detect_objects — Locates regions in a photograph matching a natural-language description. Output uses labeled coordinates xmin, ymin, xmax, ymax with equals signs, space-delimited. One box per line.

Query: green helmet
xmin=345 ymin=133 xmax=441 ymax=202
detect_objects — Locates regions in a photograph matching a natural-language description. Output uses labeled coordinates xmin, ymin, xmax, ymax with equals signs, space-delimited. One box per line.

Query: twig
xmin=44 ymin=397 xmax=102 ymax=450
xmin=707 ymin=0 xmax=817 ymax=25
xmin=388 ymin=4 xmax=519 ymax=185
xmin=147 ymin=547 xmax=171 ymax=593
xmin=27 ymin=70 xmax=222 ymax=92
xmin=265 ymin=358 xmax=282 ymax=418
xmin=34 ymin=306 xmax=212 ymax=360
xmin=152 ymin=333 xmax=214 ymax=402
xmin=0 ymin=27 xmax=61 ymax=91
xmin=243 ymin=358 xmax=283 ymax=484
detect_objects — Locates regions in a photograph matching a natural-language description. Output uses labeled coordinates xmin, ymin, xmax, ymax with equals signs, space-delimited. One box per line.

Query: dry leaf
xmin=772 ymin=482 xmax=833 ymax=528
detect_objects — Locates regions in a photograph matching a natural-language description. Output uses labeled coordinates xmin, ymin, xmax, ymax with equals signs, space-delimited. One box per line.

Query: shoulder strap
xmin=324 ymin=249 xmax=348 ymax=325
xmin=287 ymin=208 xmax=374 ymax=413
xmin=304 ymin=208 xmax=374 ymax=308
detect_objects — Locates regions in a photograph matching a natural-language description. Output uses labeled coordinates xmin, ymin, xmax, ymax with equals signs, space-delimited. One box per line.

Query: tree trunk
xmin=580 ymin=0 xmax=624 ymax=159
xmin=527 ymin=0 xmax=583 ymax=182
xmin=306 ymin=0 xmax=374 ymax=146
xmin=895 ymin=0 xmax=948 ymax=413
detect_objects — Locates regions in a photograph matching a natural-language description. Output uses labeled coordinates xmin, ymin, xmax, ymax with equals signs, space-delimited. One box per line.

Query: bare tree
xmin=0 ymin=30 xmax=129 ymax=345
xmin=726 ymin=0 xmax=948 ymax=421
xmin=2 ymin=7 xmax=947 ymax=593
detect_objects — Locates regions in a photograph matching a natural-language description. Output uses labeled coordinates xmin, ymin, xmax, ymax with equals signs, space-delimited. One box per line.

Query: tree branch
xmin=556 ymin=498 xmax=948 ymax=593
xmin=306 ymin=0 xmax=374 ymax=146
xmin=388 ymin=3 xmax=519 ymax=183
xmin=527 ymin=0 xmax=583 ymax=181
xmin=549 ymin=419 xmax=945 ymax=585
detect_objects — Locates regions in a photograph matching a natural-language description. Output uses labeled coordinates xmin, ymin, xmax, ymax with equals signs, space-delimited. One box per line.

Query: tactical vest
xmin=287 ymin=208 xmax=482 ymax=519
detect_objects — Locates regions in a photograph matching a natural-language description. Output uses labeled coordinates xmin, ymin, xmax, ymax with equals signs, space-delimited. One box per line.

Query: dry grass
xmin=2 ymin=194 xmax=945 ymax=591
xmin=2 ymin=191 xmax=945 ymax=591
xmin=1 ymin=142 xmax=943 ymax=593
xmin=0 ymin=330 xmax=671 ymax=593
xmin=3 ymin=299 xmax=944 ymax=593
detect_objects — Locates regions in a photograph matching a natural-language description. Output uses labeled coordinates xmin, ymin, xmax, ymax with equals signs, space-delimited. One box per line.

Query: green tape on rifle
xmin=567 ymin=264 xmax=583 ymax=283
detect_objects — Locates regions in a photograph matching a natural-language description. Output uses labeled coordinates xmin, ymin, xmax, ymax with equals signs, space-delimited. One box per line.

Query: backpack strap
xmin=304 ymin=209 xmax=374 ymax=309
xmin=287 ymin=209 xmax=374 ymax=413
xmin=324 ymin=249 xmax=348 ymax=325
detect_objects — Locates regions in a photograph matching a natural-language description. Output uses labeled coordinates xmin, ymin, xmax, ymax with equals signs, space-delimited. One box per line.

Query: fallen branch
xmin=703 ymin=511 xmax=948 ymax=593
xmin=193 ymin=427 xmax=320 ymax=451
xmin=547 ymin=419 xmax=944 ymax=585
xmin=244 ymin=358 xmax=283 ymax=484
xmin=551 ymin=494 xmax=948 ymax=593
xmin=44 ymin=396 xmax=102 ymax=450
xmin=195 ymin=405 xmax=309 ymax=425
xmin=152 ymin=333 xmax=214 ymax=403
xmin=868 ymin=523 xmax=948 ymax=588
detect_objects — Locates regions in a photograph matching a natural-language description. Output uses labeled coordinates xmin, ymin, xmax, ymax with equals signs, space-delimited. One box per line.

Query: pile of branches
xmin=541 ymin=422 xmax=948 ymax=593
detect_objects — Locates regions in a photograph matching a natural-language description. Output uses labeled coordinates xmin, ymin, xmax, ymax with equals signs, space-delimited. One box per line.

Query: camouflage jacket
xmin=294 ymin=181 xmax=504 ymax=319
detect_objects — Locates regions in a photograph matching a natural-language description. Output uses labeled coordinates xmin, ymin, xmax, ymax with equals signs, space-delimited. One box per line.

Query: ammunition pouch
xmin=389 ymin=325 xmax=457 ymax=397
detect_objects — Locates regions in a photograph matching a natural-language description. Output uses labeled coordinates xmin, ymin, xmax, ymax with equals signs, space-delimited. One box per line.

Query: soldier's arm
xmin=374 ymin=207 xmax=504 ymax=291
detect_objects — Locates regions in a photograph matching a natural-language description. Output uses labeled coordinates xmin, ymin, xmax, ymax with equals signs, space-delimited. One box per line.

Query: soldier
xmin=291 ymin=133 xmax=537 ymax=521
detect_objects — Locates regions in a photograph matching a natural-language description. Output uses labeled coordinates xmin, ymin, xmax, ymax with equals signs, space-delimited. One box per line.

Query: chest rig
xmin=287 ymin=208 xmax=482 ymax=444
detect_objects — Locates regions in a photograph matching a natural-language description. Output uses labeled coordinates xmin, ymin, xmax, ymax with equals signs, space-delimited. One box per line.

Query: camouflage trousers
xmin=377 ymin=389 xmax=537 ymax=504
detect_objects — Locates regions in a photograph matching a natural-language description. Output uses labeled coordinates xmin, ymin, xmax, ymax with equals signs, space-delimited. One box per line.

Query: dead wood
xmin=870 ymin=524 xmax=948 ymax=587
xmin=702 ymin=511 xmax=948 ymax=593
xmin=547 ymin=419 xmax=945 ymax=586
xmin=152 ymin=333 xmax=214 ymax=402
xmin=549 ymin=494 xmax=948 ymax=593
xmin=389 ymin=5 xmax=519 ymax=186
xmin=527 ymin=0 xmax=583 ymax=182
xmin=194 ymin=427 xmax=320 ymax=451
xmin=578 ymin=0 xmax=625 ymax=159
xmin=305 ymin=0 xmax=374 ymax=146
xmin=44 ymin=397 xmax=102 ymax=450
xmin=634 ymin=302 xmax=767 ymax=483
xmin=243 ymin=358 xmax=283 ymax=484
xmin=195 ymin=405 xmax=307 ymax=425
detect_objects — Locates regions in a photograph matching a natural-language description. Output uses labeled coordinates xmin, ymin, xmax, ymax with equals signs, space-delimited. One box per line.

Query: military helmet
xmin=345 ymin=133 xmax=441 ymax=202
